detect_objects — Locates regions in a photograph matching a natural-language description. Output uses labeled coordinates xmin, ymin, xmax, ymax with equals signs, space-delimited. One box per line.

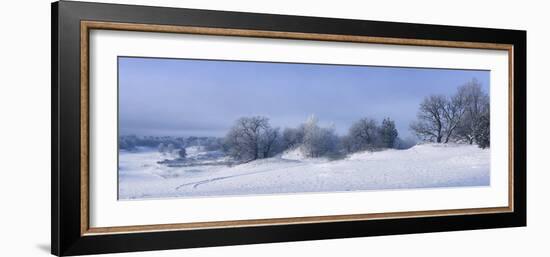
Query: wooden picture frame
xmin=52 ymin=1 xmax=526 ymax=256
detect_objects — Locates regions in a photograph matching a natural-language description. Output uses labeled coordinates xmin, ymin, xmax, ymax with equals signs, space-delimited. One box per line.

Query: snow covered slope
xmin=118 ymin=144 xmax=490 ymax=200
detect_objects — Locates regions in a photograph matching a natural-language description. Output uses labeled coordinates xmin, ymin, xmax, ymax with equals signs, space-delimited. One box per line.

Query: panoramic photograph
xmin=117 ymin=57 xmax=491 ymax=200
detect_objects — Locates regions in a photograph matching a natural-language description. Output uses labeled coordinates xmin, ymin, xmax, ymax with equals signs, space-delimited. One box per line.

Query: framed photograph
xmin=52 ymin=1 xmax=526 ymax=256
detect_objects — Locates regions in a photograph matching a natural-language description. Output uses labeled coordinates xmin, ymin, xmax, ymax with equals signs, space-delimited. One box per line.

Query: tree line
xmin=410 ymin=79 xmax=490 ymax=148
xmin=223 ymin=115 xmax=405 ymax=162
xmin=119 ymin=135 xmax=223 ymax=152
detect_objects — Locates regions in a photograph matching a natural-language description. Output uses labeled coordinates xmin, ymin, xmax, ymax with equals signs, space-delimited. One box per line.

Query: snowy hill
xmin=118 ymin=144 xmax=490 ymax=199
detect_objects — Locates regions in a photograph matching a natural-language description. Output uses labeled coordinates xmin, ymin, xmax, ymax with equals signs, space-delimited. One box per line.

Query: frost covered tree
xmin=410 ymin=92 xmax=467 ymax=143
xmin=346 ymin=118 xmax=380 ymax=152
xmin=300 ymin=116 xmax=339 ymax=157
xmin=454 ymin=79 xmax=490 ymax=144
xmin=379 ymin=118 xmax=398 ymax=148
xmin=166 ymin=143 xmax=175 ymax=154
xmin=259 ymin=126 xmax=282 ymax=158
xmin=410 ymin=95 xmax=447 ymax=143
xmin=223 ymin=116 xmax=281 ymax=161
xmin=474 ymin=100 xmax=490 ymax=148
xmin=158 ymin=143 xmax=166 ymax=153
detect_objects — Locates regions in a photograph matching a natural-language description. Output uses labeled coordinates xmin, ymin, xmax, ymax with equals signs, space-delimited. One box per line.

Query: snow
xmin=280 ymin=147 xmax=317 ymax=161
xmin=118 ymin=144 xmax=490 ymax=200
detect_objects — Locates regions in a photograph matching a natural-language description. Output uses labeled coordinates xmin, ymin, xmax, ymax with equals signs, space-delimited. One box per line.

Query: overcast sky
xmin=118 ymin=57 xmax=489 ymax=139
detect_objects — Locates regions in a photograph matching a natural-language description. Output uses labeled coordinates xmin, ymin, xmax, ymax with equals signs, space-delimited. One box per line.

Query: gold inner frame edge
xmin=80 ymin=20 xmax=515 ymax=236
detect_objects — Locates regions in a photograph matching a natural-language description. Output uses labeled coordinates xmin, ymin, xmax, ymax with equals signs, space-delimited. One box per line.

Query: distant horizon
xmin=119 ymin=57 xmax=490 ymax=139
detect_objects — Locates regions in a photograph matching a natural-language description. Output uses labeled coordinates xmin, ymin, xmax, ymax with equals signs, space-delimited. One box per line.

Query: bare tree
xmin=410 ymin=95 xmax=447 ymax=143
xmin=410 ymin=89 xmax=469 ymax=144
xmin=442 ymin=90 xmax=467 ymax=143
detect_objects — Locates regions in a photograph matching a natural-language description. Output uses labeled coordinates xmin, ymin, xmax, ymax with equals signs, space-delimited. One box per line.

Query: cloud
xmin=118 ymin=57 xmax=490 ymax=138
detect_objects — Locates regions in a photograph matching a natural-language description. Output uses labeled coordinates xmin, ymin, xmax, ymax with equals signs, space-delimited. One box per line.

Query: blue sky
xmin=118 ymin=57 xmax=489 ymax=139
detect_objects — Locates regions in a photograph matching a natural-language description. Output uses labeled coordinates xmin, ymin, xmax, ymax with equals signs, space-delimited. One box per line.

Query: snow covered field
xmin=118 ymin=144 xmax=490 ymax=200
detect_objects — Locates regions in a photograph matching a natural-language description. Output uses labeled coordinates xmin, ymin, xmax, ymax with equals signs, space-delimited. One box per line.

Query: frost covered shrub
xmin=300 ymin=116 xmax=339 ymax=158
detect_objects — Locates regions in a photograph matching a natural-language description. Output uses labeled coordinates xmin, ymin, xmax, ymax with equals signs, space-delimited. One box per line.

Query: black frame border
xmin=52 ymin=1 xmax=526 ymax=256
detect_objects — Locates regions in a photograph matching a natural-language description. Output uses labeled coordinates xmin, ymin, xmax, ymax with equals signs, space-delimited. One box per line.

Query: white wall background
xmin=0 ymin=0 xmax=547 ymax=256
